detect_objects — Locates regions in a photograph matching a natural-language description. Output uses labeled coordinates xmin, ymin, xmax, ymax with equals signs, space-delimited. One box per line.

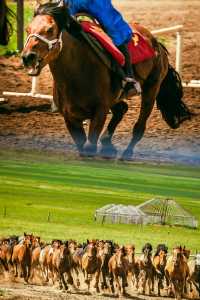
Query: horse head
xmin=125 ymin=244 xmax=135 ymax=264
xmin=32 ymin=236 xmax=41 ymax=249
xmin=172 ymin=246 xmax=183 ymax=267
xmin=115 ymin=246 xmax=126 ymax=268
xmin=68 ymin=240 xmax=77 ymax=255
xmin=183 ymin=246 xmax=190 ymax=260
xmin=22 ymin=0 xmax=70 ymax=76
xmin=86 ymin=242 xmax=97 ymax=260
xmin=142 ymin=243 xmax=152 ymax=265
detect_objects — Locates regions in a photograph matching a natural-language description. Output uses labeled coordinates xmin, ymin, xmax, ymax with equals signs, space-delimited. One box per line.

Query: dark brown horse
xmin=0 ymin=0 xmax=14 ymax=45
xmin=22 ymin=1 xmax=192 ymax=159
xmin=138 ymin=243 xmax=155 ymax=295
xmin=153 ymin=244 xmax=168 ymax=296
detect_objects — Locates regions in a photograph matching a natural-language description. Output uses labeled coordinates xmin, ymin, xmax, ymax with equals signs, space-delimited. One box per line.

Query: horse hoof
xmin=99 ymin=145 xmax=117 ymax=159
xmin=81 ymin=143 xmax=97 ymax=157
xmin=120 ymin=149 xmax=133 ymax=161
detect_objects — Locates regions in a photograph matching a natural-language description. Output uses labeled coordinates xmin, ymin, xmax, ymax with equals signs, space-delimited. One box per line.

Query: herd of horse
xmin=0 ymin=233 xmax=200 ymax=300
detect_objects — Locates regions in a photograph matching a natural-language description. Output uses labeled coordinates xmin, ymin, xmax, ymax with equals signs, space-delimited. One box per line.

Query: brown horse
xmin=0 ymin=0 xmax=14 ymax=45
xmin=21 ymin=1 xmax=191 ymax=159
xmin=188 ymin=254 xmax=200 ymax=296
xmin=39 ymin=239 xmax=63 ymax=283
xmin=108 ymin=245 xmax=128 ymax=296
xmin=0 ymin=237 xmax=18 ymax=272
xmin=81 ymin=241 xmax=101 ymax=293
xmin=165 ymin=246 xmax=191 ymax=300
xmin=12 ymin=235 xmax=32 ymax=282
xmin=137 ymin=243 xmax=155 ymax=295
xmin=51 ymin=241 xmax=74 ymax=290
xmin=124 ymin=244 xmax=140 ymax=290
xmin=96 ymin=240 xmax=115 ymax=290
xmin=153 ymin=244 xmax=168 ymax=296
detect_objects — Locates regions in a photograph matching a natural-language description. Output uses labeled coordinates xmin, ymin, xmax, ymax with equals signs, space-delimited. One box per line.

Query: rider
xmin=64 ymin=0 xmax=141 ymax=99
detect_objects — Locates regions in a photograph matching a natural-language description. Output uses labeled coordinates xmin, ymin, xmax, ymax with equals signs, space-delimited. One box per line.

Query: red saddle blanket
xmin=80 ymin=20 xmax=155 ymax=66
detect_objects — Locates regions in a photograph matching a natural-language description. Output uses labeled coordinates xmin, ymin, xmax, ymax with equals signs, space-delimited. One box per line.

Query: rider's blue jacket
xmin=64 ymin=0 xmax=133 ymax=46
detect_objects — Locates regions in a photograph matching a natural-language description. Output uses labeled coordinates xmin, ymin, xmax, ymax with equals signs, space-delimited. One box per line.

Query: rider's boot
xmin=118 ymin=43 xmax=141 ymax=99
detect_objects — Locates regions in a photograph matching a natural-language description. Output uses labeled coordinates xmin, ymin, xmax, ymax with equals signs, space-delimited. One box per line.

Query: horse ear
xmin=57 ymin=0 xmax=65 ymax=7
xmin=24 ymin=232 xmax=27 ymax=236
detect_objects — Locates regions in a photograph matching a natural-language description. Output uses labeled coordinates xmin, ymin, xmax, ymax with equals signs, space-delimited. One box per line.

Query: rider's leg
xmin=118 ymin=43 xmax=141 ymax=98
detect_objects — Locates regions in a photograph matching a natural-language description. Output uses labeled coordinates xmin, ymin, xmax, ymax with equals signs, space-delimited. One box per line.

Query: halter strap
xmin=24 ymin=31 xmax=63 ymax=51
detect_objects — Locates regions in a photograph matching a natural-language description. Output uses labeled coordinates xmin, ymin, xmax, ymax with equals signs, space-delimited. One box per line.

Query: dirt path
xmin=0 ymin=279 xmax=196 ymax=300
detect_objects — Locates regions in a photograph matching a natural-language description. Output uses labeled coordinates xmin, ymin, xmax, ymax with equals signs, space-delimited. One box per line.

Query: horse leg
xmin=101 ymin=269 xmax=108 ymax=290
xmin=94 ymin=271 xmax=100 ymax=293
xmin=151 ymin=271 xmax=155 ymax=293
xmin=13 ymin=260 xmax=18 ymax=277
xmin=113 ymin=273 xmax=121 ymax=296
xmin=121 ymin=83 xmax=160 ymax=160
xmin=23 ymin=263 xmax=28 ymax=282
xmin=64 ymin=118 xmax=87 ymax=155
xmin=83 ymin=106 xmax=107 ymax=156
xmin=100 ymin=101 xmax=128 ymax=158
xmin=122 ymin=272 xmax=128 ymax=295
xmin=109 ymin=272 xmax=115 ymax=294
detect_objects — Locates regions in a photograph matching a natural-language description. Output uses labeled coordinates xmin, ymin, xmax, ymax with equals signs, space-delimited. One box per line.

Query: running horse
xmin=0 ymin=0 xmax=14 ymax=45
xmin=21 ymin=1 xmax=192 ymax=159
xmin=165 ymin=246 xmax=191 ymax=300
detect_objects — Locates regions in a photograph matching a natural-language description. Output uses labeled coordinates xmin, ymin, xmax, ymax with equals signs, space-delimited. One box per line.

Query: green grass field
xmin=0 ymin=149 xmax=199 ymax=252
xmin=0 ymin=3 xmax=33 ymax=55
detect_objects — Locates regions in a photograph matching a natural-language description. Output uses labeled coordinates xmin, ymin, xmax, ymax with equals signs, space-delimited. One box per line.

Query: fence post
xmin=17 ymin=0 xmax=24 ymax=52
xmin=47 ymin=212 xmax=51 ymax=222
xmin=176 ymin=31 xmax=182 ymax=75
xmin=3 ymin=206 xmax=7 ymax=217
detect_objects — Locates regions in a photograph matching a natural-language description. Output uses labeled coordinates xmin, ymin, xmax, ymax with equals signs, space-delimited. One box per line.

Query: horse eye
xmin=47 ymin=27 xmax=53 ymax=33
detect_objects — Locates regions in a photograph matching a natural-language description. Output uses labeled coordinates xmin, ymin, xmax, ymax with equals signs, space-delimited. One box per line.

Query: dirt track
xmin=0 ymin=0 xmax=200 ymax=164
xmin=0 ymin=272 xmax=199 ymax=300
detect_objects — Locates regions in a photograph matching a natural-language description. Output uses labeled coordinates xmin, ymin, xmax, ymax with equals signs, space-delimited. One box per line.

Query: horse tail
xmin=156 ymin=64 xmax=192 ymax=129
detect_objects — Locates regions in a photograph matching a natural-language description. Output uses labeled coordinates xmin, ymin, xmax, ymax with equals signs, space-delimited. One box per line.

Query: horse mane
xmin=154 ymin=244 xmax=168 ymax=256
xmin=35 ymin=2 xmax=83 ymax=36
xmin=142 ymin=243 xmax=153 ymax=253
xmin=35 ymin=2 xmax=70 ymax=30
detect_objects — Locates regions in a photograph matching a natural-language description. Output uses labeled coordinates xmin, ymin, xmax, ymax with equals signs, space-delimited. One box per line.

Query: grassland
xmin=0 ymin=2 xmax=33 ymax=55
xmin=0 ymin=149 xmax=199 ymax=252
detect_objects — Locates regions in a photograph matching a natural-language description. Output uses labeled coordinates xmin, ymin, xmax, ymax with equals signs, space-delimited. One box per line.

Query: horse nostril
xmin=22 ymin=52 xmax=37 ymax=67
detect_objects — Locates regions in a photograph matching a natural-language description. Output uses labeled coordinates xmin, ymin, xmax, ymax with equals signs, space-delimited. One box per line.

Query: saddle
xmin=74 ymin=14 xmax=155 ymax=77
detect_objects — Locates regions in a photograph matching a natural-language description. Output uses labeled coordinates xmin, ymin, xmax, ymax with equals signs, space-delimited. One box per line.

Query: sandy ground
xmin=0 ymin=270 xmax=199 ymax=300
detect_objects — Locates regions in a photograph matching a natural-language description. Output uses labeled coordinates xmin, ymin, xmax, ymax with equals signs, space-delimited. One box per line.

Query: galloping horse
xmin=108 ymin=245 xmax=128 ymax=296
xmin=165 ymin=246 xmax=191 ymax=300
xmin=138 ymin=243 xmax=155 ymax=295
xmin=0 ymin=0 xmax=14 ymax=45
xmin=22 ymin=1 xmax=192 ymax=159
xmin=153 ymin=244 xmax=168 ymax=296
xmin=81 ymin=241 xmax=101 ymax=292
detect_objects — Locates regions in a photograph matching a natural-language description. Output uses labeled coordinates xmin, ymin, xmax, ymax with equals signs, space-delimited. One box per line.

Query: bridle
xmin=24 ymin=30 xmax=63 ymax=52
